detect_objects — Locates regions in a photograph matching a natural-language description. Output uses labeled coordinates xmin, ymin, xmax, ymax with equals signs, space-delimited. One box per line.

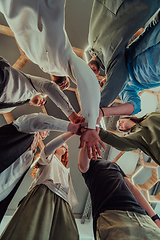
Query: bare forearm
xmin=125 ymin=178 xmax=156 ymax=217
xmin=102 ymin=103 xmax=134 ymax=117
xmin=78 ymin=142 xmax=90 ymax=173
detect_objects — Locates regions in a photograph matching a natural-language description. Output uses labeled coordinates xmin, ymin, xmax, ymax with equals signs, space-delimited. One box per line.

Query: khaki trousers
xmin=97 ymin=210 xmax=160 ymax=240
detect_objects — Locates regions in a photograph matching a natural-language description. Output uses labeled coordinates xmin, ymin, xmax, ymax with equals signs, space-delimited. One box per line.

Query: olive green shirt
xmin=99 ymin=112 xmax=160 ymax=165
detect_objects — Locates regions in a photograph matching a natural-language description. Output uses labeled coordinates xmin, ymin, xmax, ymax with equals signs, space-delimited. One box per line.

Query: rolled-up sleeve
xmin=119 ymin=82 xmax=141 ymax=115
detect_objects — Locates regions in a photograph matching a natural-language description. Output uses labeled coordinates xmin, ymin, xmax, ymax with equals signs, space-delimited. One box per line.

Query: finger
xmin=95 ymin=143 xmax=101 ymax=157
xmin=81 ymin=122 xmax=87 ymax=127
xmin=87 ymin=144 xmax=91 ymax=159
xmin=79 ymin=138 xmax=84 ymax=149
xmin=99 ymin=139 xmax=106 ymax=150
xmin=80 ymin=127 xmax=87 ymax=133
xmin=91 ymin=145 xmax=97 ymax=160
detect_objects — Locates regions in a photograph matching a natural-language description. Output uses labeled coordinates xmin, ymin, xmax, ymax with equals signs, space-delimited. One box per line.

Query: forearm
xmin=99 ymin=128 xmax=138 ymax=151
xmin=29 ymin=75 xmax=75 ymax=117
xmin=44 ymin=132 xmax=74 ymax=157
xmin=124 ymin=178 xmax=156 ymax=217
xmin=69 ymin=53 xmax=100 ymax=129
xmin=101 ymin=103 xmax=134 ymax=117
xmin=78 ymin=142 xmax=90 ymax=173
xmin=61 ymin=132 xmax=74 ymax=142
xmin=13 ymin=112 xmax=70 ymax=133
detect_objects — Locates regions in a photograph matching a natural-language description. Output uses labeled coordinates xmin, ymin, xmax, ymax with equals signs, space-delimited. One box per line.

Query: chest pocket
xmin=99 ymin=0 xmax=125 ymax=15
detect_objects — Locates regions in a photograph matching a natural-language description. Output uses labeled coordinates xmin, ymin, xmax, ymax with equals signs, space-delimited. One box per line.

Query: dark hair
xmin=54 ymin=76 xmax=66 ymax=85
xmin=122 ymin=115 xmax=147 ymax=124
xmin=88 ymin=60 xmax=100 ymax=71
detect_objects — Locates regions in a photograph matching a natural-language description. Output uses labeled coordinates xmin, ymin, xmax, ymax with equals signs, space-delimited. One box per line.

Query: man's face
xmin=29 ymin=94 xmax=47 ymax=107
xmin=88 ymin=63 xmax=100 ymax=76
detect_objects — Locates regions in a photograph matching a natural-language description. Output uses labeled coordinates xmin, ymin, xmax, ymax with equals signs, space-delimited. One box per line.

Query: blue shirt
xmin=120 ymin=17 xmax=160 ymax=115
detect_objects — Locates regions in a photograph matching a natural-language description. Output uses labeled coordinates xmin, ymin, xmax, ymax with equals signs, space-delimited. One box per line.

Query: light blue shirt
xmin=120 ymin=17 xmax=160 ymax=115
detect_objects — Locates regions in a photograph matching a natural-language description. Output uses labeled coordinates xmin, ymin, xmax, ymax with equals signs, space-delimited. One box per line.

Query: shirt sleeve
xmin=68 ymin=52 xmax=100 ymax=129
xmin=119 ymin=82 xmax=141 ymax=115
xmin=28 ymin=74 xmax=75 ymax=118
xmin=99 ymin=128 xmax=140 ymax=152
xmin=43 ymin=135 xmax=65 ymax=157
xmin=38 ymin=135 xmax=65 ymax=165
xmin=13 ymin=112 xmax=69 ymax=133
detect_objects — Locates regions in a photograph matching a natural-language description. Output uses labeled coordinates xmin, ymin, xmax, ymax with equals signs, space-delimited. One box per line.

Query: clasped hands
xmin=69 ymin=115 xmax=106 ymax=159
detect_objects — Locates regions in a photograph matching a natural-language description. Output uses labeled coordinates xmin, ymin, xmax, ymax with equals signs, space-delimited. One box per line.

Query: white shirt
xmin=0 ymin=0 xmax=100 ymax=129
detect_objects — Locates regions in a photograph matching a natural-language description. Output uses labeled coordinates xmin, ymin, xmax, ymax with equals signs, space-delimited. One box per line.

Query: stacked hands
xmin=68 ymin=114 xmax=106 ymax=160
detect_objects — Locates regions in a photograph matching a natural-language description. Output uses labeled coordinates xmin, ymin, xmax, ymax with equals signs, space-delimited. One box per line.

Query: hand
xmin=69 ymin=112 xmax=85 ymax=123
xmin=96 ymin=108 xmax=103 ymax=124
xmin=68 ymin=122 xmax=87 ymax=135
xmin=79 ymin=128 xmax=106 ymax=159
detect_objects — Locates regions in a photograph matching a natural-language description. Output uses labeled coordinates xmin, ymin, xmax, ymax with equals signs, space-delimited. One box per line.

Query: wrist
xmin=100 ymin=107 xmax=104 ymax=117
xmin=68 ymin=112 xmax=76 ymax=123
xmin=67 ymin=123 xmax=74 ymax=133
xmin=151 ymin=214 xmax=160 ymax=222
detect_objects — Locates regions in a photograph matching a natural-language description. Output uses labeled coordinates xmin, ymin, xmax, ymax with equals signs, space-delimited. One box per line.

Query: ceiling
xmin=0 ymin=1 xmax=160 ymax=236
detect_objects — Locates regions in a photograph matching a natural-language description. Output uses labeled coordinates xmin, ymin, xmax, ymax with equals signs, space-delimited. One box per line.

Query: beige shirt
xmin=29 ymin=151 xmax=78 ymax=210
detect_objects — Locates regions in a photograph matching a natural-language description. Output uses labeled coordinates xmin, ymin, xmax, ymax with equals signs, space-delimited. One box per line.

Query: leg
xmin=97 ymin=210 xmax=160 ymax=240
xmin=0 ymin=185 xmax=79 ymax=240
